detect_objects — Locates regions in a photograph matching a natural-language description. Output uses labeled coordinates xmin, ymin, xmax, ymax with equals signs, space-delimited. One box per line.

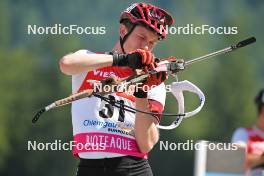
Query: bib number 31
xmin=98 ymin=95 xmax=125 ymax=122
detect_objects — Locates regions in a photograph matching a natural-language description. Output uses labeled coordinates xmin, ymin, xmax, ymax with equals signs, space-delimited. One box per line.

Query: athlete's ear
xmin=120 ymin=24 xmax=128 ymax=39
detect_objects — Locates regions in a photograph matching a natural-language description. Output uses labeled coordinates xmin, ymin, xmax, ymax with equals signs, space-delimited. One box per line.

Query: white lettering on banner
xmin=109 ymin=136 xmax=132 ymax=150
xmin=86 ymin=134 xmax=108 ymax=145
xmin=93 ymin=70 xmax=116 ymax=78
xmin=93 ymin=70 xmax=100 ymax=76
xmin=84 ymin=135 xmax=132 ymax=151
xmin=86 ymin=135 xmax=132 ymax=151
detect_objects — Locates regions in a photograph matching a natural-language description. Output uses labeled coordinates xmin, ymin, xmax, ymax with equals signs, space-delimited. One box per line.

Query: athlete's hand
xmin=129 ymin=49 xmax=154 ymax=69
xmin=143 ymin=63 xmax=168 ymax=90
xmin=133 ymin=63 xmax=168 ymax=98
xmin=144 ymin=71 xmax=167 ymax=89
xmin=112 ymin=49 xmax=154 ymax=69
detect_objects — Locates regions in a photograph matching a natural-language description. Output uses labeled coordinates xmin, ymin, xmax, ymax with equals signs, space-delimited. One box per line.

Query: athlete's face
xmin=120 ymin=25 xmax=159 ymax=52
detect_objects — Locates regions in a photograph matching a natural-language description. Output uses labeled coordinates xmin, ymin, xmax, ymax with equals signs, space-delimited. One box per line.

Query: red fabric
xmin=148 ymin=99 xmax=164 ymax=123
xmin=144 ymin=71 xmax=167 ymax=90
xmin=245 ymin=128 xmax=264 ymax=155
xmin=78 ymin=66 xmax=133 ymax=92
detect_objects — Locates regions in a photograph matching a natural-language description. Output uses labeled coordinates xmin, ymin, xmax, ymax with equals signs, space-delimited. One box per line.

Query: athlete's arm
xmin=59 ymin=49 xmax=153 ymax=75
xmin=134 ymin=97 xmax=159 ymax=154
xmin=60 ymin=50 xmax=113 ymax=75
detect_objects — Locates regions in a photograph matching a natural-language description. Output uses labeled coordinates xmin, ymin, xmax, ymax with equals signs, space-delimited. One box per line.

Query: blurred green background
xmin=0 ymin=0 xmax=263 ymax=175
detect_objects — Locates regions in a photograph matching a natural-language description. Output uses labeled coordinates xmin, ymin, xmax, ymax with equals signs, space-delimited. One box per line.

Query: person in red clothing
xmin=59 ymin=3 xmax=175 ymax=176
xmin=232 ymin=89 xmax=264 ymax=176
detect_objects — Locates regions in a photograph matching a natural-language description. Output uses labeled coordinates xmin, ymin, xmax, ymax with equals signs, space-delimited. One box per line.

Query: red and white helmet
xmin=120 ymin=3 xmax=174 ymax=40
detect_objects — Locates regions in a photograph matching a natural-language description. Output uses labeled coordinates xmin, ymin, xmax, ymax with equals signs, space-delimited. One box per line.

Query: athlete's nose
xmin=140 ymin=40 xmax=149 ymax=50
xmin=141 ymin=43 xmax=153 ymax=51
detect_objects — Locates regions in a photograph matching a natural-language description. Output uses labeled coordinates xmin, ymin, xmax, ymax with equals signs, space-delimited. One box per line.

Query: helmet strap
xmin=119 ymin=24 xmax=136 ymax=54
